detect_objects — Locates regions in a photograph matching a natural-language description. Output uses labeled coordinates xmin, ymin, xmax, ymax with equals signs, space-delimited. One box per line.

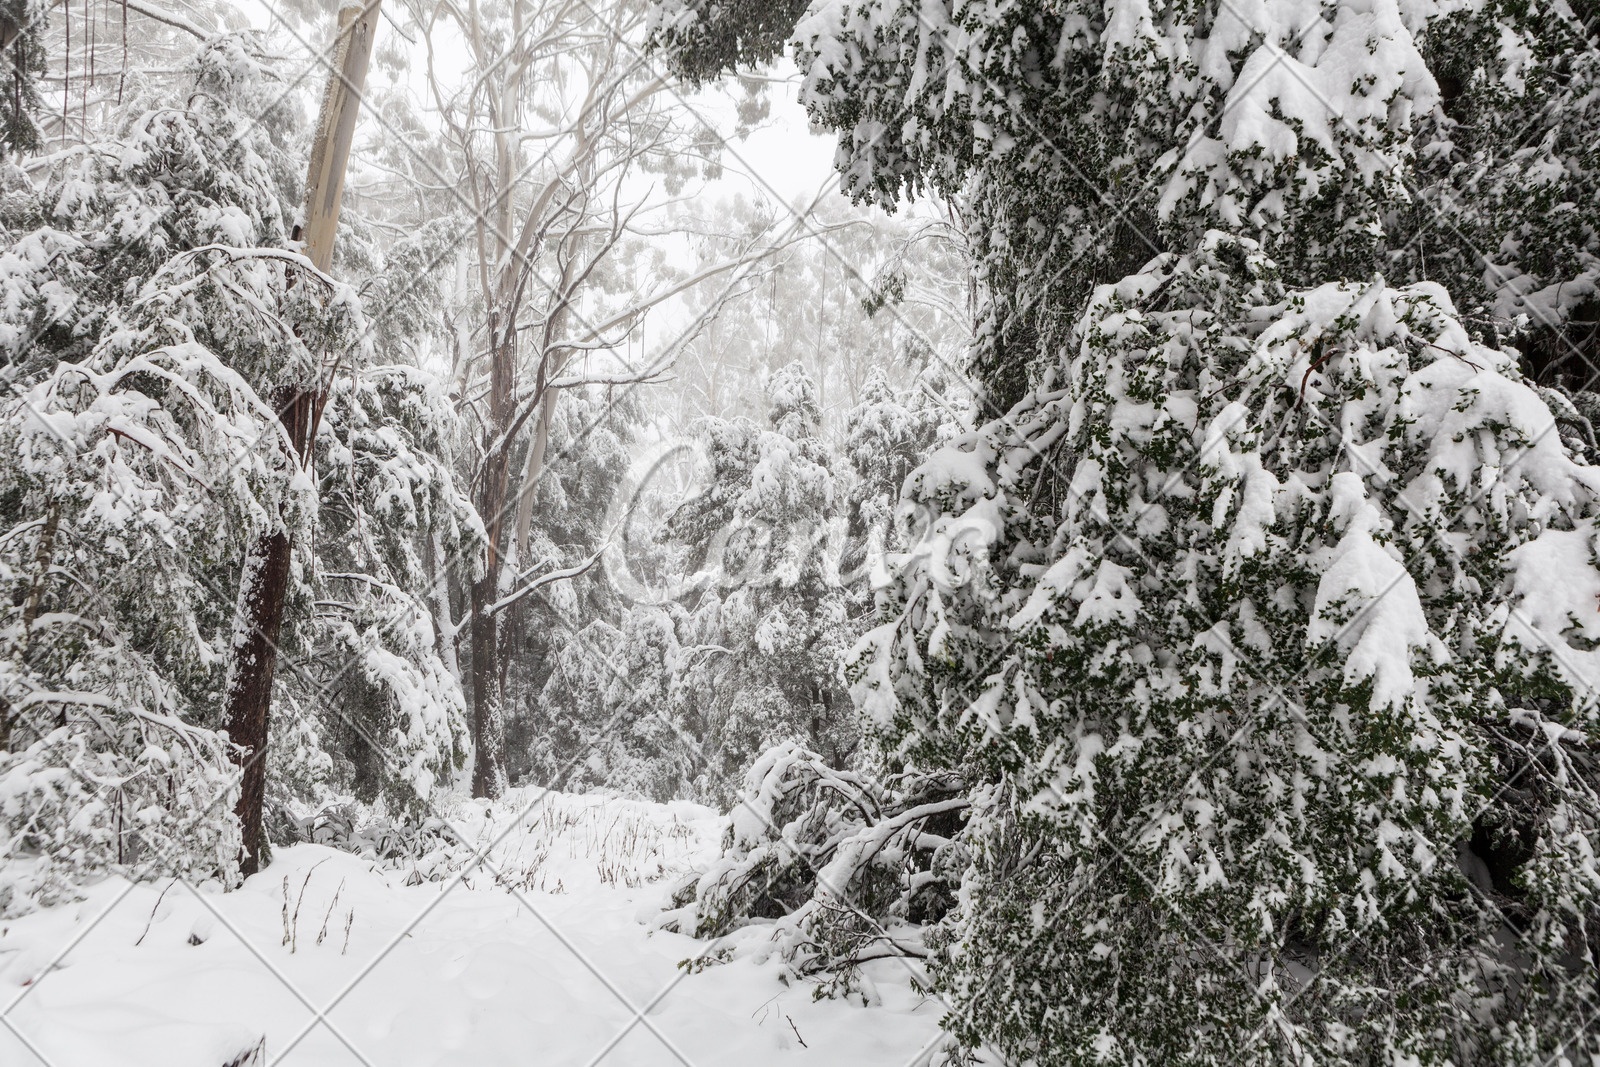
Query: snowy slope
xmin=0 ymin=790 xmax=945 ymax=1066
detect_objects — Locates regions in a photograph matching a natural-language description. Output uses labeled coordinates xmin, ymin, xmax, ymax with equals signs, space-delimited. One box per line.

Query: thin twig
xmin=133 ymin=878 xmax=178 ymax=946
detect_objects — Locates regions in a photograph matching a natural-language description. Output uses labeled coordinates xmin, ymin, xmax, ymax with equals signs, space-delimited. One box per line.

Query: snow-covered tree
xmin=1411 ymin=0 xmax=1600 ymax=385
xmin=0 ymin=0 xmax=48 ymax=156
xmin=0 ymin=35 xmax=325 ymax=911
xmin=529 ymin=604 xmax=698 ymax=802
xmin=541 ymin=362 xmax=865 ymax=805
xmin=652 ymin=0 xmax=1600 ymax=409
xmin=500 ymin=385 xmax=643 ymax=789
xmin=654 ymin=0 xmax=1600 ymax=1062
xmin=855 ymin=235 xmax=1600 ymax=1064
xmin=670 ymin=362 xmax=858 ymax=794
xmin=839 ymin=365 xmax=960 ymax=604
xmin=0 ymin=33 xmax=480 ymax=905
xmin=287 ymin=364 xmax=479 ymax=818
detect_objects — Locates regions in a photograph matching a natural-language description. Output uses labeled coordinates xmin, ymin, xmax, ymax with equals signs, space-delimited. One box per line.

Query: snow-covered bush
xmin=268 ymin=795 xmax=480 ymax=884
xmin=296 ymin=365 xmax=479 ymax=816
xmin=0 ymin=624 xmax=243 ymax=917
xmin=840 ymin=366 xmax=959 ymax=615
xmin=502 ymin=386 xmax=641 ymax=788
xmin=661 ymin=363 xmax=860 ymax=787
xmin=851 ymin=233 xmax=1600 ymax=1063
xmin=538 ymin=363 xmax=863 ymax=805
xmin=529 ymin=607 xmax=699 ymax=803
xmin=1412 ymin=0 xmax=1600 ymax=385
xmin=662 ymin=740 xmax=967 ymax=992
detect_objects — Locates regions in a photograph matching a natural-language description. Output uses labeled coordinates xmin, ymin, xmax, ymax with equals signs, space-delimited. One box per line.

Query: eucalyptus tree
xmin=0 ymin=34 xmax=347 ymax=904
xmin=383 ymin=0 xmax=802 ymax=797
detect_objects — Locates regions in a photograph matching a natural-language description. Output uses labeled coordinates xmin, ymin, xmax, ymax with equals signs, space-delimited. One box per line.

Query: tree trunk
xmin=470 ymin=331 xmax=515 ymax=799
xmin=469 ymin=453 xmax=509 ymax=799
xmin=222 ymin=532 xmax=293 ymax=873
xmin=425 ymin=526 xmax=461 ymax=681
xmin=225 ymin=387 xmax=313 ymax=874
xmin=512 ymin=387 xmax=555 ymax=555
xmin=223 ymin=3 xmax=379 ymax=875
xmin=469 ymin=572 xmax=506 ymax=799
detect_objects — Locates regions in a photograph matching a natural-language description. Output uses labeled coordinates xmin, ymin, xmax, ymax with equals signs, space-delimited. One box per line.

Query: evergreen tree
xmin=652 ymin=0 xmax=1600 ymax=409
xmin=503 ymin=385 xmax=642 ymax=790
xmin=0 ymin=34 xmax=478 ymax=906
xmin=285 ymin=363 xmax=478 ymax=820
xmin=654 ymin=1 xmax=1600 ymax=1062
xmin=543 ymin=362 xmax=864 ymax=805
xmin=839 ymin=365 xmax=958 ymax=606
xmin=856 ymin=237 xmax=1600 ymax=1064
xmin=0 ymin=35 xmax=325 ymax=911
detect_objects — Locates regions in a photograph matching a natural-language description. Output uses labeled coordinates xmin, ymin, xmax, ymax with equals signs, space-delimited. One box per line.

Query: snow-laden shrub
xmin=662 ymin=741 xmax=967 ymax=992
xmin=850 ymin=232 xmax=1600 ymax=1064
xmin=299 ymin=365 xmax=478 ymax=816
xmin=531 ymin=608 xmax=702 ymax=803
xmin=1413 ymin=1 xmax=1600 ymax=385
xmin=0 ymin=668 xmax=241 ymax=918
xmin=539 ymin=363 xmax=864 ymax=805
xmin=269 ymin=796 xmax=475 ymax=884
xmin=497 ymin=384 xmax=642 ymax=791
xmin=0 ymin=273 xmax=324 ymax=914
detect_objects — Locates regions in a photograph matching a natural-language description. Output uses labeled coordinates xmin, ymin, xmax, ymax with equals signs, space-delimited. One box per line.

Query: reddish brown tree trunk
xmin=221 ymin=3 xmax=379 ymax=875
xmin=224 ymin=530 xmax=294 ymax=874
xmin=225 ymin=389 xmax=313 ymax=875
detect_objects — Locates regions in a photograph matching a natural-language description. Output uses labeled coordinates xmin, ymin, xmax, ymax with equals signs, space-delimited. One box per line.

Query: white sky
xmin=702 ymin=66 xmax=842 ymax=207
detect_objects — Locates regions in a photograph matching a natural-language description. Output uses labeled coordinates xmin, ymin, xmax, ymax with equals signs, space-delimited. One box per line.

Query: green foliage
xmin=648 ymin=0 xmax=812 ymax=86
xmin=655 ymin=0 xmax=1600 ymax=1061
xmin=855 ymin=234 xmax=1600 ymax=1063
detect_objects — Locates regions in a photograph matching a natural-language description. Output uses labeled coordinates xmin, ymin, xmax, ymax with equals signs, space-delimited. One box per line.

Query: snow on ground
xmin=0 ymin=790 xmax=945 ymax=1066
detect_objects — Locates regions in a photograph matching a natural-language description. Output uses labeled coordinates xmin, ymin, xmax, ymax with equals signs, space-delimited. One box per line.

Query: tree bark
xmin=225 ymin=388 xmax=313 ymax=874
xmin=512 ymin=388 xmax=555 ymax=557
xmin=425 ymin=526 xmax=461 ymax=681
xmin=468 ymin=571 xmax=506 ymax=799
xmin=468 ymin=454 xmax=508 ymax=798
xmin=223 ymin=3 xmax=379 ymax=875
xmin=470 ymin=330 xmax=515 ymax=799
xmin=222 ymin=533 xmax=292 ymax=871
